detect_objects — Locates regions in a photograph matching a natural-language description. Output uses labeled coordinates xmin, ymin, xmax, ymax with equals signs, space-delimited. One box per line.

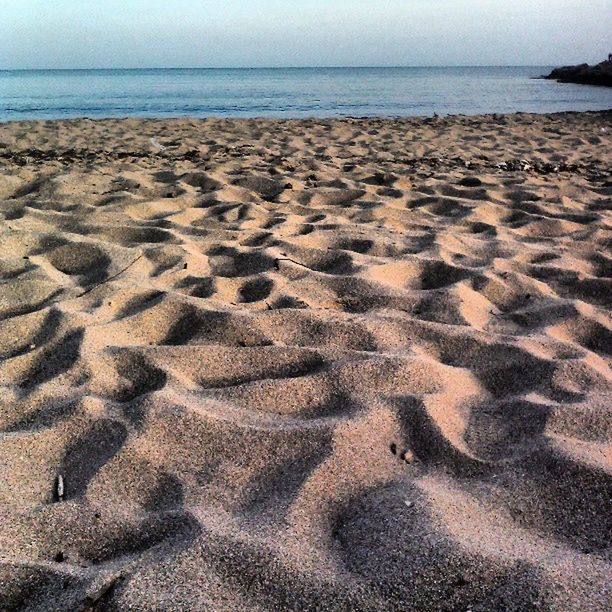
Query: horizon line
xmin=0 ymin=64 xmax=556 ymax=72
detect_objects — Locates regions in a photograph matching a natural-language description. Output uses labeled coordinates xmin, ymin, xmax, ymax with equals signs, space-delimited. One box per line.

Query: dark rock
xmin=544 ymin=60 xmax=612 ymax=87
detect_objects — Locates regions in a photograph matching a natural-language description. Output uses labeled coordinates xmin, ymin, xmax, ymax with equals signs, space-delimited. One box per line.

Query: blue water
xmin=1 ymin=67 xmax=610 ymax=122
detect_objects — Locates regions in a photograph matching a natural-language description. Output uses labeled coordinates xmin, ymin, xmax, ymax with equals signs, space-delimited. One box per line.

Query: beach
xmin=0 ymin=111 xmax=611 ymax=610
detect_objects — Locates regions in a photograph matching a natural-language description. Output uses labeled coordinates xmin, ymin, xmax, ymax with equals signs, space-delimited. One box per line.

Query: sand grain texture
xmin=0 ymin=112 xmax=611 ymax=610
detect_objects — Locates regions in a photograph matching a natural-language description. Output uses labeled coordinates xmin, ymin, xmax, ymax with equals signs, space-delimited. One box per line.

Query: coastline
xmin=544 ymin=60 xmax=612 ymax=88
xmin=1 ymin=111 xmax=611 ymax=610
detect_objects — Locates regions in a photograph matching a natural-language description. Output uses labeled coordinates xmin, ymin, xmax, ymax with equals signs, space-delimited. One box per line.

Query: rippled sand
xmin=0 ymin=112 xmax=611 ymax=610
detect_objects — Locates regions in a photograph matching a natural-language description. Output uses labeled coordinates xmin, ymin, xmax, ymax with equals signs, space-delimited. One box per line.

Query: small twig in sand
xmin=274 ymin=257 xmax=317 ymax=272
xmin=79 ymin=254 xmax=144 ymax=297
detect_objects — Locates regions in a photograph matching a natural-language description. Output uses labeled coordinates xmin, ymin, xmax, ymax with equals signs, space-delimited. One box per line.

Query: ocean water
xmin=1 ymin=66 xmax=610 ymax=122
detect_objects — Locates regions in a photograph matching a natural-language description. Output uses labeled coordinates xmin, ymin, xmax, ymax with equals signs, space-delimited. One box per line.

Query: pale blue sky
xmin=2 ymin=0 xmax=611 ymax=69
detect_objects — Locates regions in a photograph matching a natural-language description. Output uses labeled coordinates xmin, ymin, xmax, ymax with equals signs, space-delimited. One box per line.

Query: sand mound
xmin=0 ymin=111 xmax=610 ymax=610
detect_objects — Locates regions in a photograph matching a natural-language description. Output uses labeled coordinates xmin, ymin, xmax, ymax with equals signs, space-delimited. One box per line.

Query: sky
xmin=2 ymin=0 xmax=611 ymax=69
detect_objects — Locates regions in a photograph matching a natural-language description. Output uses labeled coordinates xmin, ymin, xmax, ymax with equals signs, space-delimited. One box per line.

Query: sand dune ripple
xmin=0 ymin=112 xmax=610 ymax=610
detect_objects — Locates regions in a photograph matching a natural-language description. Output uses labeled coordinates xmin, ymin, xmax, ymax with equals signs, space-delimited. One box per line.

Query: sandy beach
xmin=0 ymin=111 xmax=611 ymax=610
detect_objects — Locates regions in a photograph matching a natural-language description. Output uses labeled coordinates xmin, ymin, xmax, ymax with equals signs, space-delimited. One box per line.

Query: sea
xmin=1 ymin=66 xmax=610 ymax=122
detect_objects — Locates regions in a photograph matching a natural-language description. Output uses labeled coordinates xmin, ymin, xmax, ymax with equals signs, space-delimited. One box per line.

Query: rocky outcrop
xmin=544 ymin=59 xmax=612 ymax=87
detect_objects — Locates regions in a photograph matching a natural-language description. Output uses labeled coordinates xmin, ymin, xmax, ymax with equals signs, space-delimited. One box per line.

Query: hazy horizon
xmin=2 ymin=65 xmax=563 ymax=73
xmin=2 ymin=1 xmax=611 ymax=71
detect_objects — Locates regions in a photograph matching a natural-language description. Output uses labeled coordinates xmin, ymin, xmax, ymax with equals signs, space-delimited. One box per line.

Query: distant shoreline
xmin=2 ymin=108 xmax=611 ymax=127
xmin=2 ymin=109 xmax=611 ymax=127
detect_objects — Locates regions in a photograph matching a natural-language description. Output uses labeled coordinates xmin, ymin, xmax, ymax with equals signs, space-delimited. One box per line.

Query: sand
xmin=0 ymin=111 xmax=611 ymax=611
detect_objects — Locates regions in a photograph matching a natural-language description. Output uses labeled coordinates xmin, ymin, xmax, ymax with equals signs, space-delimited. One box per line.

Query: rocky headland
xmin=545 ymin=59 xmax=612 ymax=87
